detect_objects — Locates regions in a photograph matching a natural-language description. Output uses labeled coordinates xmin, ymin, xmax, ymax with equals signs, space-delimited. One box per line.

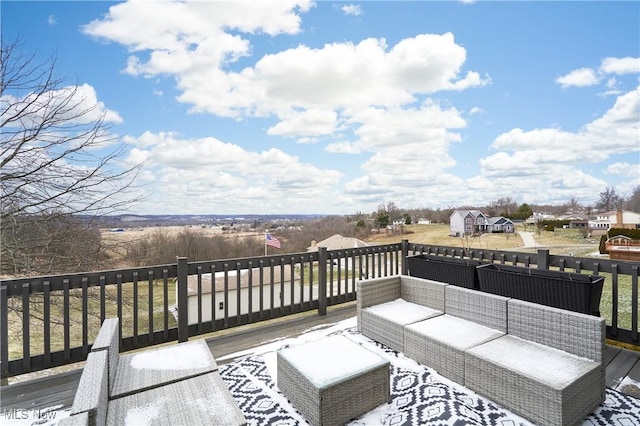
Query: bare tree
xmin=1 ymin=39 xmax=141 ymax=276
xmin=624 ymin=185 xmax=640 ymax=213
xmin=595 ymin=187 xmax=623 ymax=212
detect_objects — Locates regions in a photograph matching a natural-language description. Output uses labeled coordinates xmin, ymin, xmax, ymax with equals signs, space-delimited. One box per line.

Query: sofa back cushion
xmin=508 ymin=299 xmax=605 ymax=362
xmin=400 ymin=276 xmax=446 ymax=312
xmin=445 ymin=286 xmax=509 ymax=333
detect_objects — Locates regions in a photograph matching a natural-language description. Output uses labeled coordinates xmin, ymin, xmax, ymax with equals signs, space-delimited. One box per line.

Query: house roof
xmin=307 ymin=234 xmax=369 ymax=251
xmin=450 ymin=209 xmax=486 ymax=219
xmin=487 ymin=216 xmax=514 ymax=225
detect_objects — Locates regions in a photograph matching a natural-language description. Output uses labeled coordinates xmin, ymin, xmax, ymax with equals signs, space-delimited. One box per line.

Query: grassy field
xmin=8 ymin=280 xmax=177 ymax=361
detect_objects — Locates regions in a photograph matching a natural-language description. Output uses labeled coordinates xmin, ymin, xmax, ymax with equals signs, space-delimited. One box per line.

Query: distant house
xmin=449 ymin=210 xmax=488 ymax=237
xmin=307 ymin=234 xmax=369 ymax=251
xmin=589 ymin=209 xmax=640 ymax=236
xmin=486 ymin=217 xmax=515 ymax=233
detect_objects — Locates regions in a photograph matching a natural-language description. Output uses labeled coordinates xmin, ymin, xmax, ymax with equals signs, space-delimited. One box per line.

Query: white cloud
xmin=472 ymin=87 xmax=639 ymax=205
xmin=600 ymin=57 xmax=640 ymax=75
xmin=121 ymin=131 xmax=343 ymax=214
xmin=267 ymin=109 xmax=338 ymax=137
xmin=556 ymin=68 xmax=599 ymax=88
xmin=605 ymin=162 xmax=640 ymax=177
xmin=557 ymin=57 xmax=640 ymax=90
xmin=341 ymin=4 xmax=362 ymax=16
xmin=469 ymin=107 xmax=485 ymax=115
xmin=48 ymin=15 xmax=56 ymax=25
xmin=1 ymin=83 xmax=122 ymax=128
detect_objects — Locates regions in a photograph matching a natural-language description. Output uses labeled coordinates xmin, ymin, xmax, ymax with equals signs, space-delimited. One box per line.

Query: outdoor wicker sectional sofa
xmin=357 ymin=274 xmax=606 ymax=426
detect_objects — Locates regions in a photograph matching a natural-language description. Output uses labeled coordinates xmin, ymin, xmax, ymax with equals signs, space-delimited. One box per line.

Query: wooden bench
xmin=357 ymin=274 xmax=605 ymax=426
xmin=59 ymin=318 xmax=246 ymax=426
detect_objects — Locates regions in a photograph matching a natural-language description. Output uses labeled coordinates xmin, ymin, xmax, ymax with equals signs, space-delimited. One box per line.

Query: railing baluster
xmin=223 ymin=263 xmax=229 ymax=326
xmin=82 ymin=277 xmax=89 ymax=356
xmin=63 ymin=279 xmax=70 ymax=362
xmin=21 ymin=283 xmax=30 ymax=372
xmin=289 ymin=259 xmax=295 ymax=312
xmin=116 ymin=274 xmax=123 ymax=345
xmin=269 ymin=259 xmax=275 ymax=318
xmin=259 ymin=260 xmax=264 ymax=319
xmin=148 ymin=270 xmax=154 ymax=344
xmin=611 ymin=264 xmax=619 ymax=335
xmin=196 ymin=266 xmax=203 ymax=333
xmin=43 ymin=281 xmax=51 ymax=368
xmin=163 ymin=269 xmax=169 ymax=340
xmin=248 ymin=261 xmax=254 ymax=321
xmin=132 ymin=272 xmax=139 ymax=347
xmin=210 ymin=264 xmax=217 ymax=329
xmin=236 ymin=261 xmax=242 ymax=324
xmin=99 ymin=275 xmax=106 ymax=323
xmin=632 ymin=266 xmax=638 ymax=342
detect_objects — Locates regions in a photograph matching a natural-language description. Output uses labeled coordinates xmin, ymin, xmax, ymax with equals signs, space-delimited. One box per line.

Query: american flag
xmin=265 ymin=233 xmax=281 ymax=249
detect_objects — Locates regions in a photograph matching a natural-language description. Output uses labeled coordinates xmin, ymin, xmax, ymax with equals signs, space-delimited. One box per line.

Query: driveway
xmin=517 ymin=231 xmax=536 ymax=248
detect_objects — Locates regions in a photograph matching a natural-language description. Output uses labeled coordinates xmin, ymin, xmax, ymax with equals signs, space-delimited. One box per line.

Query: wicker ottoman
xmin=277 ymin=335 xmax=390 ymax=426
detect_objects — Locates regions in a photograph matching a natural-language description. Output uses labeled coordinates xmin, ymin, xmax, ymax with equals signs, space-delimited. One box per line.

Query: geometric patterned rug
xmin=218 ymin=325 xmax=640 ymax=426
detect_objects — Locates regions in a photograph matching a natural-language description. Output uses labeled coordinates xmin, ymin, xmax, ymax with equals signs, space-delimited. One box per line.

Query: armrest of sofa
xmin=70 ymin=350 xmax=109 ymax=426
xmin=92 ymin=317 xmax=120 ymax=395
xmin=356 ymin=276 xmax=402 ymax=330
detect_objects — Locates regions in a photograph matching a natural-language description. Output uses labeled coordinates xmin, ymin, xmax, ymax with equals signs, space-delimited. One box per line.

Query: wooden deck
xmin=2 ymin=302 xmax=639 ymax=414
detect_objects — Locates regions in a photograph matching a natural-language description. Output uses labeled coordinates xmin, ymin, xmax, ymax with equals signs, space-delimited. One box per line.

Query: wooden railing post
xmin=177 ymin=257 xmax=189 ymax=343
xmin=318 ymin=247 xmax=327 ymax=316
xmin=401 ymin=239 xmax=409 ymax=275
xmin=537 ymin=249 xmax=550 ymax=270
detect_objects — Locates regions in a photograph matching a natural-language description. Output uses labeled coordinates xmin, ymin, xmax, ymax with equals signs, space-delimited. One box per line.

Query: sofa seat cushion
xmin=360 ymin=299 xmax=443 ymax=352
xmin=466 ymin=334 xmax=600 ymax=388
xmin=404 ymin=314 xmax=504 ymax=384
xmin=465 ymin=334 xmax=603 ymax=426
xmin=365 ymin=299 xmax=442 ymax=325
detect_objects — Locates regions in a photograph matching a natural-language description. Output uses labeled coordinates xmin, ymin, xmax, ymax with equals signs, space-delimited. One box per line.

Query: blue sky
xmin=3 ymin=1 xmax=639 ymax=215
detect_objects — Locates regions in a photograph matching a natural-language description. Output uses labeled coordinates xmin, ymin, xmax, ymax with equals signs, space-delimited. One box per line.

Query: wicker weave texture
xmin=57 ymin=411 xmax=89 ymax=426
xmin=277 ymin=349 xmax=389 ymax=426
xmin=110 ymin=339 xmax=218 ymax=399
xmin=106 ymin=371 xmax=246 ymax=426
xmin=356 ymin=276 xmax=401 ymax=331
xmin=70 ymin=350 xmax=109 ymax=426
xmin=400 ymin=276 xmax=446 ymax=311
xmin=508 ymin=299 xmax=605 ymax=362
xmin=444 ymin=286 xmax=509 ymax=332
xmin=465 ymin=335 xmax=603 ymax=426
xmin=91 ymin=318 xmax=120 ymax=394
xmin=405 ymin=315 xmax=504 ymax=385
xmin=360 ymin=309 xmax=406 ymax=352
